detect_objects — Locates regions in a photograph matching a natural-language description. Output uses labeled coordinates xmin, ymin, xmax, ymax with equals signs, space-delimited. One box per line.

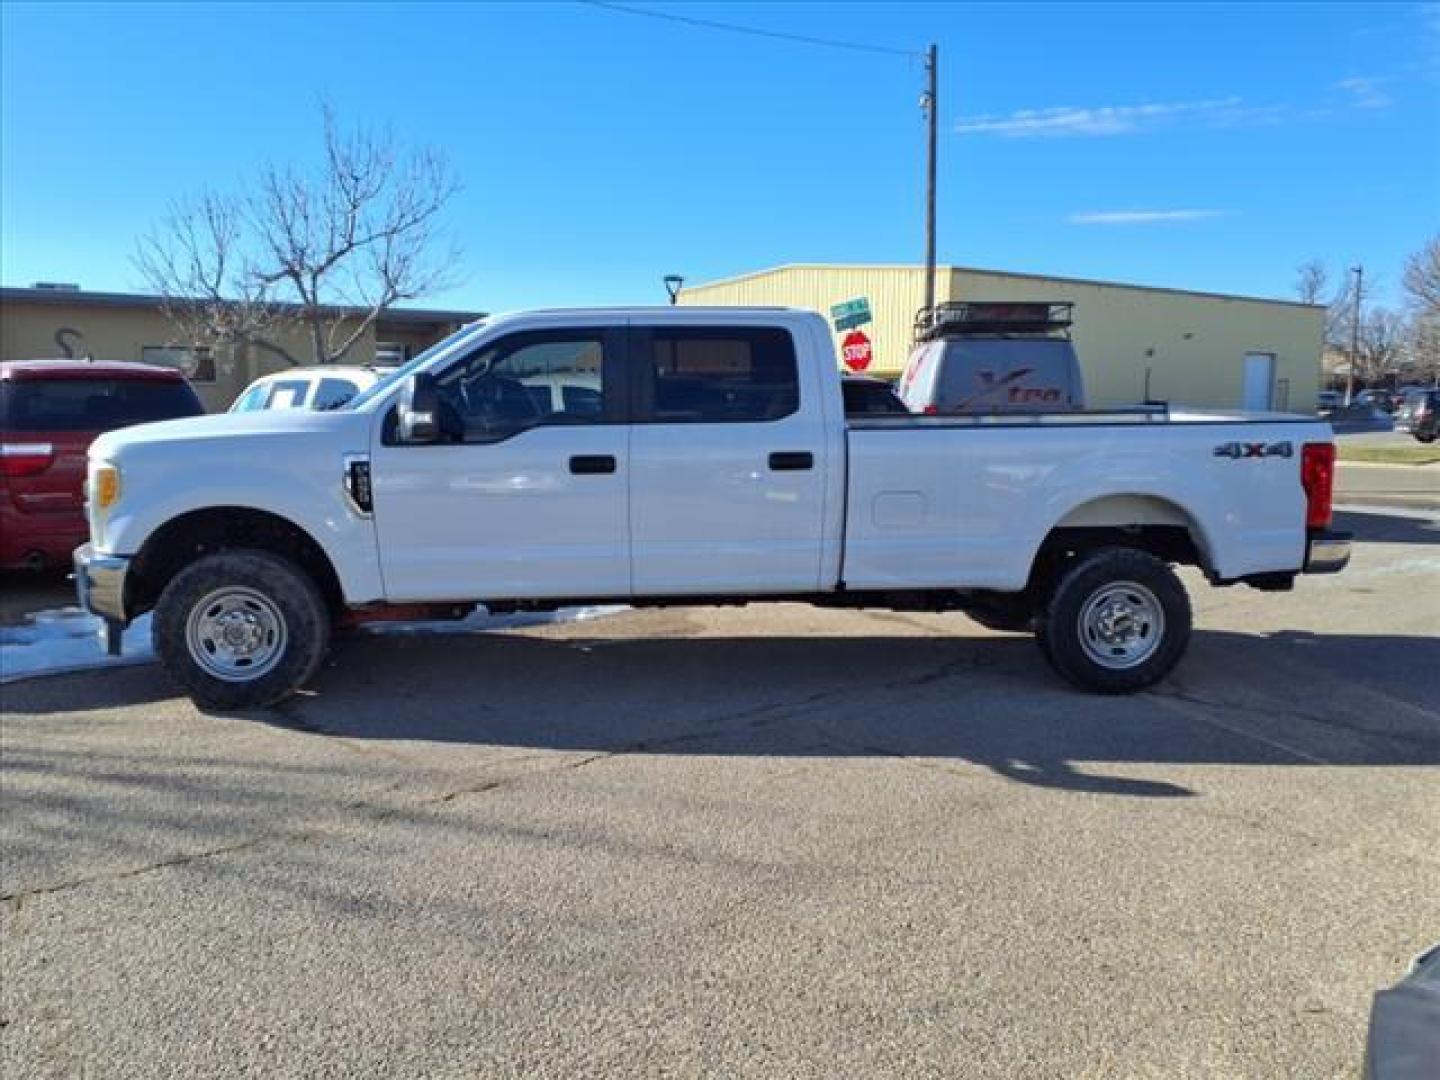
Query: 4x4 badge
xmin=1213 ymin=441 xmax=1293 ymax=459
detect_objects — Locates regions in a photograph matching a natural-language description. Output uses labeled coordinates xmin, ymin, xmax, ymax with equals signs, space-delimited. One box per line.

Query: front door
xmin=627 ymin=324 xmax=829 ymax=595
xmin=1242 ymin=352 xmax=1276 ymax=410
xmin=370 ymin=326 xmax=631 ymax=602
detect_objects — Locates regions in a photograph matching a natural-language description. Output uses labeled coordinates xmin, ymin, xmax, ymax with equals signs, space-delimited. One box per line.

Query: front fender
xmin=102 ymin=458 xmax=383 ymax=605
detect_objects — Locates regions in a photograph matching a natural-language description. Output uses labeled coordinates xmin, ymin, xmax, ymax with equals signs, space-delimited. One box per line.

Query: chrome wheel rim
xmin=185 ymin=587 xmax=287 ymax=682
xmin=1078 ymin=580 xmax=1165 ymax=670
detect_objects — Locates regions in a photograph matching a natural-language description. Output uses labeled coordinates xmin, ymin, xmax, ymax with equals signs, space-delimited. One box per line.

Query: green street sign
xmin=830 ymin=297 xmax=872 ymax=331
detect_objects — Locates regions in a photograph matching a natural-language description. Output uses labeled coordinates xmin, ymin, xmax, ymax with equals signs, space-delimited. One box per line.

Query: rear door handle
xmin=768 ymin=452 xmax=813 ymax=471
xmin=569 ymin=454 xmax=617 ymax=475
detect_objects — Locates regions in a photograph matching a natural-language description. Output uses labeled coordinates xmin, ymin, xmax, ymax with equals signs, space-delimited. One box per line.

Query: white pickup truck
xmin=74 ymin=307 xmax=1349 ymax=708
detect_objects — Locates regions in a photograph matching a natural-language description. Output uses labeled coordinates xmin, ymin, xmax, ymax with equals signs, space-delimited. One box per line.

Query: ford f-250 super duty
xmin=74 ymin=307 xmax=1350 ymax=708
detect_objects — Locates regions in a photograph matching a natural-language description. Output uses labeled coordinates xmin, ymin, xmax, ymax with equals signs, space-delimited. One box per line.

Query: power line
xmin=579 ymin=1 xmax=920 ymax=59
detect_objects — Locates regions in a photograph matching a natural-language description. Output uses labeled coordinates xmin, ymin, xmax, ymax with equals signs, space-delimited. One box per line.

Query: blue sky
xmin=2 ymin=1 xmax=1437 ymax=312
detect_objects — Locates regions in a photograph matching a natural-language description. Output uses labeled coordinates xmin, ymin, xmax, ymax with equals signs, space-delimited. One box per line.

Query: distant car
xmin=1316 ymin=390 xmax=1342 ymax=416
xmin=1354 ymin=389 xmax=1396 ymax=413
xmin=841 ymin=374 xmax=909 ymax=415
xmin=1 ymin=360 xmax=204 ymax=570
xmin=1365 ymin=942 xmax=1440 ymax=1079
xmin=1394 ymin=388 xmax=1438 ymax=443
xmin=230 ymin=365 xmax=390 ymax=413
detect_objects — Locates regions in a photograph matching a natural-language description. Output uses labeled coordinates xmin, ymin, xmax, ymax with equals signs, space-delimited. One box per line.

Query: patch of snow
xmin=0 ymin=604 xmax=627 ymax=684
xmin=0 ymin=608 xmax=155 ymax=684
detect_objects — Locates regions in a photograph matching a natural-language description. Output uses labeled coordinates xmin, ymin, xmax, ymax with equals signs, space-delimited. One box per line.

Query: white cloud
xmin=957 ymin=82 xmax=1393 ymax=139
xmin=1336 ymin=76 xmax=1393 ymax=109
xmin=953 ymin=98 xmax=1244 ymax=138
xmin=1068 ymin=210 xmax=1233 ymax=225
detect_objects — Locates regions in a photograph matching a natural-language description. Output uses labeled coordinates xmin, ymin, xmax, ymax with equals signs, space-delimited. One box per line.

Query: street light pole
xmin=922 ymin=42 xmax=938 ymax=315
xmin=1346 ymin=264 xmax=1363 ymax=405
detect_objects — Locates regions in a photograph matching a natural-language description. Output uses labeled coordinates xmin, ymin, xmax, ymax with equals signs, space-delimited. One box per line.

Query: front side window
xmin=312 ymin=378 xmax=361 ymax=411
xmin=642 ymin=327 xmax=799 ymax=423
xmin=433 ymin=329 xmax=614 ymax=443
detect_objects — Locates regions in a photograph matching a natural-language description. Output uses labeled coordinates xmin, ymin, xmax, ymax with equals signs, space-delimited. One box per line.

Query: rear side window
xmin=264 ymin=380 xmax=311 ymax=410
xmin=642 ymin=327 xmax=799 ymax=423
xmin=312 ymin=378 xmax=361 ymax=410
xmin=0 ymin=378 xmax=204 ymax=432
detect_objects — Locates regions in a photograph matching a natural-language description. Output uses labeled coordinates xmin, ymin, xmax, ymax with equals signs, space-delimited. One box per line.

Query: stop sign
xmin=841 ymin=330 xmax=872 ymax=372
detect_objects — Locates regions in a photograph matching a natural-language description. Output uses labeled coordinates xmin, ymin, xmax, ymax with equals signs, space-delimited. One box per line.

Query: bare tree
xmin=1293 ymin=259 xmax=1347 ymax=345
xmin=1356 ymin=307 xmax=1405 ymax=382
xmin=137 ymin=191 xmax=292 ymax=368
xmin=137 ymin=105 xmax=460 ymax=367
xmin=1295 ymin=259 xmax=1329 ymax=305
xmin=1402 ymin=235 xmax=1440 ymax=315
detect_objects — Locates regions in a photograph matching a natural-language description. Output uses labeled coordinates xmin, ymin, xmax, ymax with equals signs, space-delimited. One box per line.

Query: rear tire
xmin=1039 ymin=547 xmax=1191 ymax=694
xmin=153 ymin=549 xmax=329 ymax=710
xmin=1416 ymin=432 xmax=1436 ymax=444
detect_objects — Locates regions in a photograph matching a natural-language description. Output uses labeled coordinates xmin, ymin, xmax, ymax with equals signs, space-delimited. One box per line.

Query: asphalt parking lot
xmin=2 ymin=507 xmax=1438 ymax=1078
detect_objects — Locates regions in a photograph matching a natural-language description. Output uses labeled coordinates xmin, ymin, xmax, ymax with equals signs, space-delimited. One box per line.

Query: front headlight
xmin=94 ymin=463 xmax=121 ymax=510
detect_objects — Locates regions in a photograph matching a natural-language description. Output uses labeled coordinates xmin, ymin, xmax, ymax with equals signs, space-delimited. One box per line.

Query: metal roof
xmin=682 ymin=263 xmax=1324 ymax=311
xmin=0 ymin=286 xmax=483 ymax=326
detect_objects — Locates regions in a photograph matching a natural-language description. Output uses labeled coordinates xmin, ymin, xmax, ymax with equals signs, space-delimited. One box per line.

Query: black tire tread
xmin=152 ymin=549 xmax=329 ymax=710
xmin=1039 ymin=547 xmax=1191 ymax=694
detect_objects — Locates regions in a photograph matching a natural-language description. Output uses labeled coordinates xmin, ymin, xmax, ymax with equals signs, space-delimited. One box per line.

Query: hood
xmin=90 ymin=407 xmax=368 ymax=462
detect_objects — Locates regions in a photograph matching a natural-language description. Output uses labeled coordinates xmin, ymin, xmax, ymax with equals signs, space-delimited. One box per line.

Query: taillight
xmin=923 ymin=404 xmax=939 ymax=415
xmin=0 ymin=442 xmax=55 ymax=478
xmin=1300 ymin=442 xmax=1335 ymax=529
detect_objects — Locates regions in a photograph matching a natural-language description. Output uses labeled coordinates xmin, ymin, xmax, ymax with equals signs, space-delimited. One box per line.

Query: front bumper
xmin=74 ymin=544 xmax=132 ymax=653
xmin=1303 ymin=528 xmax=1352 ymax=574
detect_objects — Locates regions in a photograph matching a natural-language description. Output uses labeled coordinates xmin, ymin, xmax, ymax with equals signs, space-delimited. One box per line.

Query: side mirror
xmin=398 ymin=373 xmax=441 ymax=443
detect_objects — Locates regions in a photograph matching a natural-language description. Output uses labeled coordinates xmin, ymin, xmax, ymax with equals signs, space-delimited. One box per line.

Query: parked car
xmin=1316 ymin=390 xmax=1342 ymax=416
xmin=1354 ymin=389 xmax=1396 ymax=413
xmin=1 ymin=360 xmax=204 ymax=571
xmin=1365 ymin=942 xmax=1440 ymax=1079
xmin=841 ymin=374 xmax=909 ymax=415
xmin=74 ymin=307 xmax=1348 ymax=709
xmin=1394 ymin=388 xmax=1438 ymax=443
xmin=230 ymin=365 xmax=390 ymax=413
xmin=898 ymin=301 xmax=1084 ymax=415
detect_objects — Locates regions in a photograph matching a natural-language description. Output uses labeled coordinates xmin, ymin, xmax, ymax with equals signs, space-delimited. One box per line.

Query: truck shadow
xmin=1332 ymin=509 xmax=1439 ymax=545
xmin=286 ymin=623 xmax=1440 ymax=794
xmin=6 ymin=623 xmax=1438 ymax=800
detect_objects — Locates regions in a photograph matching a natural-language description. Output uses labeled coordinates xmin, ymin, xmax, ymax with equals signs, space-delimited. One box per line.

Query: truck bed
xmin=841 ymin=409 xmax=1332 ymax=592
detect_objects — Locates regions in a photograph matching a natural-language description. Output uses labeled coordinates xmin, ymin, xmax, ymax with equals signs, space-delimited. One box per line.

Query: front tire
xmin=1039 ymin=547 xmax=1191 ymax=694
xmin=153 ymin=549 xmax=330 ymax=710
xmin=1416 ymin=432 xmax=1436 ymax=444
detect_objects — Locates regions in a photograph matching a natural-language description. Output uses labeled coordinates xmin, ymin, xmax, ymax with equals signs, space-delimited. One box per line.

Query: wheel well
xmin=1028 ymin=517 xmax=1204 ymax=601
xmin=127 ymin=507 xmax=345 ymax=617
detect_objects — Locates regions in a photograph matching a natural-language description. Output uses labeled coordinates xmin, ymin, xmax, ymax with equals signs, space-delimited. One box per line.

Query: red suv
xmin=1 ymin=360 xmax=205 ymax=570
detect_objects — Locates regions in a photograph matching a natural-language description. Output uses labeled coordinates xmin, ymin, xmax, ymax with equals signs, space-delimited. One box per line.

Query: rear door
xmin=627 ymin=322 xmax=829 ymax=594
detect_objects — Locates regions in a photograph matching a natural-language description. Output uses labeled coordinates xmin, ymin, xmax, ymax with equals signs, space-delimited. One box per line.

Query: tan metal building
xmin=0 ymin=286 xmax=480 ymax=412
xmin=679 ymin=264 xmax=1324 ymax=412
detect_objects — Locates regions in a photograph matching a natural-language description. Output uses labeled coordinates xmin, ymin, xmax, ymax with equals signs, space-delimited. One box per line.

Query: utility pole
xmin=922 ymin=43 xmax=938 ymax=316
xmin=1346 ymin=264 xmax=1363 ymax=405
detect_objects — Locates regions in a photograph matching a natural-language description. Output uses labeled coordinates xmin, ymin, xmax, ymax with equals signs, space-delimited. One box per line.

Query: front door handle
xmin=768 ymin=452 xmax=813 ymax=471
xmin=569 ymin=454 xmax=617 ymax=475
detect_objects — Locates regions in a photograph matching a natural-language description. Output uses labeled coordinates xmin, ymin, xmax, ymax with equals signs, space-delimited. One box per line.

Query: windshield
xmin=343 ymin=320 xmax=489 ymax=411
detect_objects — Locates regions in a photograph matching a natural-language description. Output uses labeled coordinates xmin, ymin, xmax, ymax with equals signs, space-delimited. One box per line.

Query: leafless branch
xmin=135 ymin=103 xmax=462 ymax=367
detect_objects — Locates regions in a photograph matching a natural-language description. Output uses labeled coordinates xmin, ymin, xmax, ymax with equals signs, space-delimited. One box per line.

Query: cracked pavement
xmin=2 ymin=506 xmax=1438 ymax=1077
